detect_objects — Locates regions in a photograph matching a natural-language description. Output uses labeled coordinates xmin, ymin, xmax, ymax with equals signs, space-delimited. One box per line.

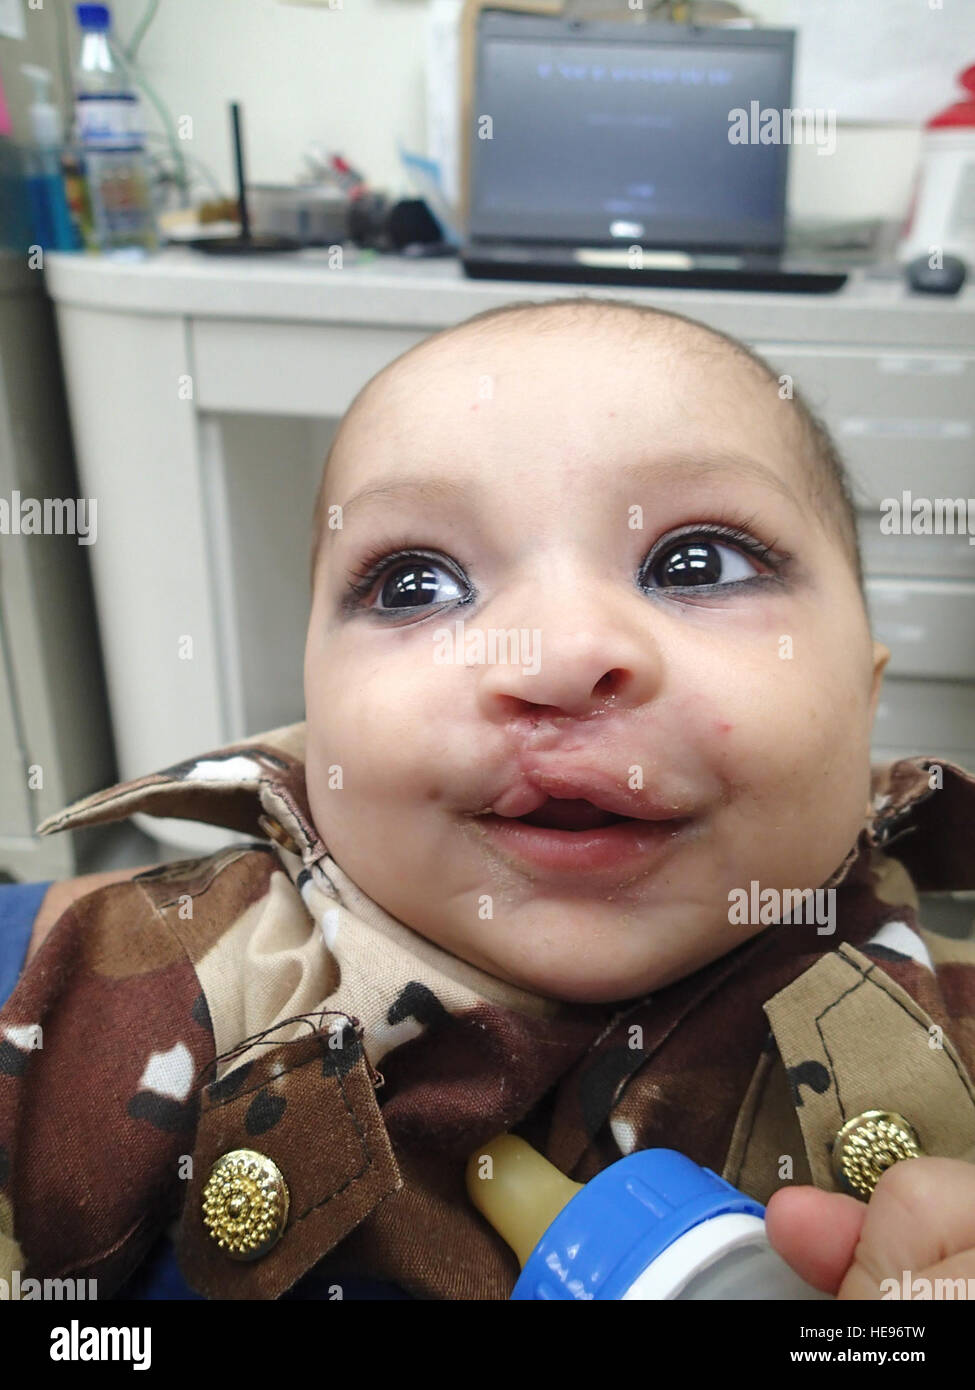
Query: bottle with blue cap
xmin=73 ymin=2 xmax=157 ymax=253
xmin=466 ymin=1134 xmax=833 ymax=1299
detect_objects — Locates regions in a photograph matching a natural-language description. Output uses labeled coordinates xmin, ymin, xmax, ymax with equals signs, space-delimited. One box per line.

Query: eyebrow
xmin=324 ymin=449 xmax=804 ymax=544
xmin=329 ymin=476 xmax=474 ymax=534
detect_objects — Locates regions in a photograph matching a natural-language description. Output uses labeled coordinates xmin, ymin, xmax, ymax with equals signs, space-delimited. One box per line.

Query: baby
xmin=305 ymin=295 xmax=883 ymax=1005
xmin=7 ymin=297 xmax=975 ymax=1303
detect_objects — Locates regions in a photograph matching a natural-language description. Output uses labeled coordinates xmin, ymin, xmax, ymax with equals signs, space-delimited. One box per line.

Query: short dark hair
xmin=310 ymin=295 xmax=863 ymax=592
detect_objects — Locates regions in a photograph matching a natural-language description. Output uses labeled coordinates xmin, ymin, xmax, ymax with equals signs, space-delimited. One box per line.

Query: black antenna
xmin=230 ymin=102 xmax=251 ymax=242
xmin=186 ymin=100 xmax=300 ymax=255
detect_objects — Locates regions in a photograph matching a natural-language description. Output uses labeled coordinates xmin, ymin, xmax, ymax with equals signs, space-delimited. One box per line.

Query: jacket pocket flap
xmin=176 ymin=1018 xmax=402 ymax=1299
xmin=761 ymin=943 xmax=975 ymax=1194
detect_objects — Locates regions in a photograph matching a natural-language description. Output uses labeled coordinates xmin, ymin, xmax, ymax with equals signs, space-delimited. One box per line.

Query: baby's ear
xmin=868 ymin=640 xmax=890 ymax=722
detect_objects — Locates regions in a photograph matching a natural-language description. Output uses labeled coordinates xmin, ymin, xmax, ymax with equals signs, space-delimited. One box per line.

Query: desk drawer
xmin=758 ymin=346 xmax=975 ymax=419
xmin=841 ymin=437 xmax=974 ymax=511
xmin=873 ymin=676 xmax=975 ymax=770
xmin=192 ymin=319 xmax=429 ymax=415
xmin=757 ymin=346 xmax=975 ymax=510
xmin=859 ymin=518 xmax=975 ymax=579
xmin=866 ymin=578 xmax=975 ymax=678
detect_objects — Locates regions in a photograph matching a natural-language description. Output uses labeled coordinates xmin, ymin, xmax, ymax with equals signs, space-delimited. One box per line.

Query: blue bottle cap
xmin=76 ymin=4 xmax=110 ymax=29
xmin=511 ymin=1148 xmax=765 ymax=1300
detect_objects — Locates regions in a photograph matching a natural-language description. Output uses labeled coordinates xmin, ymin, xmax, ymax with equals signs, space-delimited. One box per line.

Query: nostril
xmin=593 ymin=670 xmax=624 ymax=697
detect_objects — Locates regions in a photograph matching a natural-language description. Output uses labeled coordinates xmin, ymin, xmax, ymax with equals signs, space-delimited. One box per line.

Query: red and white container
xmin=899 ymin=63 xmax=975 ymax=265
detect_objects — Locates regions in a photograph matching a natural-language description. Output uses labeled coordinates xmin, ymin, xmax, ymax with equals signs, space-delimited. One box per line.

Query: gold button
xmin=202 ymin=1149 xmax=290 ymax=1260
xmin=831 ymin=1110 xmax=923 ymax=1201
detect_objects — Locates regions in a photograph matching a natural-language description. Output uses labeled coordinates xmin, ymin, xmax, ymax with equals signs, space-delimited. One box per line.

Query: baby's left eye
xmin=644 ymin=538 xmax=762 ymax=589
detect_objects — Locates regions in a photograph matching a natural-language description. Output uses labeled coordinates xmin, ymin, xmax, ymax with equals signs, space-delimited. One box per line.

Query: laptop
xmin=461 ymin=13 xmax=847 ymax=294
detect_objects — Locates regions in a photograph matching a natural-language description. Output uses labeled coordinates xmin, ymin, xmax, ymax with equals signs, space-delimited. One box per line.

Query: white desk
xmin=43 ymin=248 xmax=975 ymax=852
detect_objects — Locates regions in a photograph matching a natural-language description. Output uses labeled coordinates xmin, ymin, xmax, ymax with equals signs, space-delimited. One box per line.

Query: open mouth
xmin=512 ymin=798 xmax=633 ymax=831
xmin=473 ymin=796 xmax=689 ymax=878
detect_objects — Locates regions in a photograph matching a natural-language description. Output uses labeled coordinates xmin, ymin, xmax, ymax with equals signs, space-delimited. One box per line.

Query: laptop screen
xmin=469 ymin=14 xmax=794 ymax=253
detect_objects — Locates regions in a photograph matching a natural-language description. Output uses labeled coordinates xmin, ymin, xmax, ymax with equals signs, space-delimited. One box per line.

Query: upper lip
xmin=473 ymin=765 xmax=691 ymax=823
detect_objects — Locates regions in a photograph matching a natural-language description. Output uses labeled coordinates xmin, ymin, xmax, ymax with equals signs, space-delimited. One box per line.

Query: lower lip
xmin=473 ymin=814 xmax=691 ymax=877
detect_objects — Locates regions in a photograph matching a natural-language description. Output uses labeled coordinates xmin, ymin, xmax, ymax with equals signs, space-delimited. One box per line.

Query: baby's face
xmin=303 ymin=317 xmax=888 ymax=1003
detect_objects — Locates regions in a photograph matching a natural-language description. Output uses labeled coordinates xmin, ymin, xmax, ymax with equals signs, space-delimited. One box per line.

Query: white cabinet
xmin=0 ymin=255 xmax=115 ymax=878
xmin=41 ymin=251 xmax=975 ymax=851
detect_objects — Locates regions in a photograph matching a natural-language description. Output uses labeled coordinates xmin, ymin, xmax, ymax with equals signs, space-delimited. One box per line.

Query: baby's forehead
xmin=367 ymin=316 xmax=772 ymax=430
xmin=333 ymin=312 xmax=798 ymax=483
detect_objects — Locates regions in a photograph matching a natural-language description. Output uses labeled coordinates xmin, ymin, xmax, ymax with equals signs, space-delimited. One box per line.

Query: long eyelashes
xmin=658 ymin=523 xmax=782 ymax=573
xmin=341 ymin=523 xmax=790 ymax=613
xmin=344 ymin=545 xmax=438 ymax=600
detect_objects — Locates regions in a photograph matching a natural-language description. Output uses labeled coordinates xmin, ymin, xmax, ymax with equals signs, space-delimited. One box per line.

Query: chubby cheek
xmin=304 ymin=650 xmax=451 ymax=844
xmin=692 ymin=639 xmax=872 ymax=880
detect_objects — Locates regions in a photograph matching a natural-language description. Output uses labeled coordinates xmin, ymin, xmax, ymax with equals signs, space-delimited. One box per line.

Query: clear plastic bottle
xmin=73 ymin=2 xmax=157 ymax=253
xmin=467 ymin=1134 xmax=833 ymax=1300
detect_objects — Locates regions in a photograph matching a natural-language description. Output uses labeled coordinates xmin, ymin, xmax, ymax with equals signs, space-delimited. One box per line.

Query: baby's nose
xmin=471 ymin=623 xmax=663 ymax=722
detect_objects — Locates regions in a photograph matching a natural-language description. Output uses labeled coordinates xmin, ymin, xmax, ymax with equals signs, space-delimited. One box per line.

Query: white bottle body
xmin=900 ymin=129 xmax=975 ymax=264
xmin=621 ymin=1213 xmax=833 ymax=1300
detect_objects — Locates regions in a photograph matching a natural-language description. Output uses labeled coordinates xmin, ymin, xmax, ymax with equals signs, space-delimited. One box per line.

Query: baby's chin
xmin=451 ymin=908 xmax=751 ymax=1006
xmin=476 ymin=956 xmax=698 ymax=1006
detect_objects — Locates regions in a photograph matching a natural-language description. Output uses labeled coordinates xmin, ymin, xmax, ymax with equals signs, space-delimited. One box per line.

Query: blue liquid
xmin=25 ymin=158 xmax=81 ymax=251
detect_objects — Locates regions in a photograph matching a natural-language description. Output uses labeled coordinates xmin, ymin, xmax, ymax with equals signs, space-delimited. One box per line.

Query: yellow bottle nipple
xmin=465 ymin=1133 xmax=584 ymax=1267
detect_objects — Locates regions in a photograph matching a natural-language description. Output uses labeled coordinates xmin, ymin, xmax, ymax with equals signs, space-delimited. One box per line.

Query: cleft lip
xmin=474 ymin=765 xmax=691 ymax=823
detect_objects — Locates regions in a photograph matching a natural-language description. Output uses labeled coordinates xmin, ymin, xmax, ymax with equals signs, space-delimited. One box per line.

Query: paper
xmin=426 ymin=0 xmax=464 ymax=212
xmin=781 ymin=0 xmax=975 ymax=124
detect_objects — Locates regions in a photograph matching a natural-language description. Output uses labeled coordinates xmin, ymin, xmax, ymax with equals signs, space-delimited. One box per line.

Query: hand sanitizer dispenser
xmin=20 ymin=64 xmax=77 ymax=250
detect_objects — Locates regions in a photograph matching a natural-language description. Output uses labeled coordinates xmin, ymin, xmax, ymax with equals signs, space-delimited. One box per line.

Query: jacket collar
xmin=37 ymin=723 xmax=325 ymax=868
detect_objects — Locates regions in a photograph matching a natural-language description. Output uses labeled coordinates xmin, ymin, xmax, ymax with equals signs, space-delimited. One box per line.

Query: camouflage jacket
xmin=1 ymin=722 xmax=974 ymax=1300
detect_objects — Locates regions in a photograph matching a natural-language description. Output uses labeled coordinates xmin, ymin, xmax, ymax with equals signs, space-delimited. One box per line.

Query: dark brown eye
xmin=377 ymin=561 xmax=464 ymax=609
xmin=647 ymin=539 xmax=760 ymax=589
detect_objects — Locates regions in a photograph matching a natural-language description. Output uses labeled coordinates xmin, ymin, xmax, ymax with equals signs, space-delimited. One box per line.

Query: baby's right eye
xmin=346 ymin=551 xmax=469 ymax=614
xmin=376 ymin=558 xmax=466 ymax=610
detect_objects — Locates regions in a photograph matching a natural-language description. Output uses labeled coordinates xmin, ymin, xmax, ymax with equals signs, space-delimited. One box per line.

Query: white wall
xmin=98 ymin=0 xmax=923 ymax=224
xmin=108 ymin=0 xmax=431 ymax=199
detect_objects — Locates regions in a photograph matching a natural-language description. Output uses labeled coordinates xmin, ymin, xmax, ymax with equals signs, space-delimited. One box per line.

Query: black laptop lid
xmin=468 ymin=13 xmax=794 ymax=254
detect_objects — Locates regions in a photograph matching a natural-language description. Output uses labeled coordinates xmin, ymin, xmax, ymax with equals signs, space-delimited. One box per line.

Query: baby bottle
xmin=466 ymin=1134 xmax=833 ymax=1300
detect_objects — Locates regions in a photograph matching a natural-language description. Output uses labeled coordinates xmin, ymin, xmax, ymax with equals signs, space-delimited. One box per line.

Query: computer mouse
xmin=905 ymin=253 xmax=967 ymax=295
